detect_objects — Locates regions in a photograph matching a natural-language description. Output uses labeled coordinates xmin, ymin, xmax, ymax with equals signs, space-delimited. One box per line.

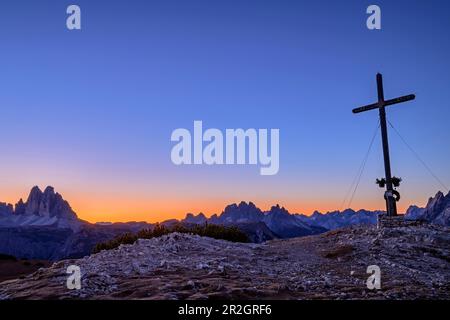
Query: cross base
xmin=377 ymin=214 xmax=425 ymax=229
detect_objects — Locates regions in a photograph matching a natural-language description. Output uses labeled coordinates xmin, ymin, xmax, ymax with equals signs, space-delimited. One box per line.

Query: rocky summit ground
xmin=0 ymin=223 xmax=449 ymax=300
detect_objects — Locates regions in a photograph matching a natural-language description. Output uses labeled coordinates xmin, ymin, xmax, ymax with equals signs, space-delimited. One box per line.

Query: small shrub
xmin=92 ymin=232 xmax=138 ymax=254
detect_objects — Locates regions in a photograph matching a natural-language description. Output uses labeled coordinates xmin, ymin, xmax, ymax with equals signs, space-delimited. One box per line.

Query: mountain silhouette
xmin=1 ymin=186 xmax=448 ymax=260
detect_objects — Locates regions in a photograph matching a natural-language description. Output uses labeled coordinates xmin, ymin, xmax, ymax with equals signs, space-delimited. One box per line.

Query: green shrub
xmin=92 ymin=232 xmax=138 ymax=254
xmin=92 ymin=223 xmax=249 ymax=254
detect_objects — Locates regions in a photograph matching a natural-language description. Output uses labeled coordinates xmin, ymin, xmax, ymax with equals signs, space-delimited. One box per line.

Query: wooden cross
xmin=353 ymin=73 xmax=415 ymax=216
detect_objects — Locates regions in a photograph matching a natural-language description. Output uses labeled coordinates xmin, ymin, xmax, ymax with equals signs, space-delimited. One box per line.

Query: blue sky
xmin=0 ymin=0 xmax=449 ymax=222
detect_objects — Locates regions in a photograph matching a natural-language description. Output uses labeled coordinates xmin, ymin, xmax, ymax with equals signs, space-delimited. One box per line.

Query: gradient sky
xmin=0 ymin=0 xmax=449 ymax=223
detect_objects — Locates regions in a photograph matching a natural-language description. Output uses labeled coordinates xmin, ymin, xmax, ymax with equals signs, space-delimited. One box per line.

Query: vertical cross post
xmin=377 ymin=74 xmax=397 ymax=216
xmin=353 ymin=74 xmax=415 ymax=217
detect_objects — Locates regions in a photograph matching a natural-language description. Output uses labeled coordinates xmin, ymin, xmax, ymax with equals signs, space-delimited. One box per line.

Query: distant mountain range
xmin=1 ymin=186 xmax=449 ymax=260
xmin=205 ymin=202 xmax=328 ymax=240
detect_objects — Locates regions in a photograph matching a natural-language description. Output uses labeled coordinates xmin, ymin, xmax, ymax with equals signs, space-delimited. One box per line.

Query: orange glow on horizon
xmin=40 ymin=198 xmax=414 ymax=224
xmin=0 ymin=187 xmax=419 ymax=224
xmin=73 ymin=200 xmax=412 ymax=224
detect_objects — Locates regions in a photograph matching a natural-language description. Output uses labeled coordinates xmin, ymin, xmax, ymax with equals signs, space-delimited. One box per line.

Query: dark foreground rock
xmin=0 ymin=223 xmax=448 ymax=300
xmin=0 ymin=257 xmax=51 ymax=283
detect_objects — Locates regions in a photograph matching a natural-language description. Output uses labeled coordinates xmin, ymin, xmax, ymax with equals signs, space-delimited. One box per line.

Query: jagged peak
xmin=224 ymin=203 xmax=238 ymax=210
xmin=426 ymin=191 xmax=446 ymax=208
xmin=185 ymin=212 xmax=206 ymax=219
xmin=27 ymin=185 xmax=43 ymax=199
xmin=237 ymin=201 xmax=256 ymax=209
xmin=268 ymin=204 xmax=288 ymax=214
xmin=43 ymin=186 xmax=55 ymax=195
xmin=30 ymin=185 xmax=42 ymax=193
xmin=434 ymin=191 xmax=444 ymax=199
xmin=224 ymin=201 xmax=259 ymax=212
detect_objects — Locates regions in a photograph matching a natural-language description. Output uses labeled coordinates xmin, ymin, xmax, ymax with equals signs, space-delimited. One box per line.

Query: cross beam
xmin=352 ymin=94 xmax=415 ymax=114
xmin=353 ymin=73 xmax=415 ymax=216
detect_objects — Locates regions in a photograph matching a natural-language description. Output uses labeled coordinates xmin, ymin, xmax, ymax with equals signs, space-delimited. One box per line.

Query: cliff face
xmin=21 ymin=186 xmax=78 ymax=220
xmin=0 ymin=186 xmax=81 ymax=230
xmin=406 ymin=191 xmax=450 ymax=226
xmin=0 ymin=186 xmax=84 ymax=260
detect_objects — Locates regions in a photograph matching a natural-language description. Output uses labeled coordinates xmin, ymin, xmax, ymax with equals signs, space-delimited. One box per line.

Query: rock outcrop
xmin=406 ymin=191 xmax=450 ymax=226
xmin=23 ymin=186 xmax=77 ymax=220
xmin=405 ymin=205 xmax=425 ymax=220
xmin=0 ymin=186 xmax=80 ymax=230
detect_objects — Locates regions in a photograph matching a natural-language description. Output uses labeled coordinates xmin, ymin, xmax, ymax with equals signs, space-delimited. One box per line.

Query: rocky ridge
xmin=1 ymin=222 xmax=448 ymax=300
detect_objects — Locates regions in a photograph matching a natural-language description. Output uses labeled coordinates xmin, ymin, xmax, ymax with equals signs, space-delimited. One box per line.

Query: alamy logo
xmin=66 ymin=5 xmax=81 ymax=30
xmin=366 ymin=5 xmax=381 ymax=30
xmin=171 ymin=121 xmax=279 ymax=175
xmin=366 ymin=265 xmax=381 ymax=290
xmin=66 ymin=265 xmax=81 ymax=290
